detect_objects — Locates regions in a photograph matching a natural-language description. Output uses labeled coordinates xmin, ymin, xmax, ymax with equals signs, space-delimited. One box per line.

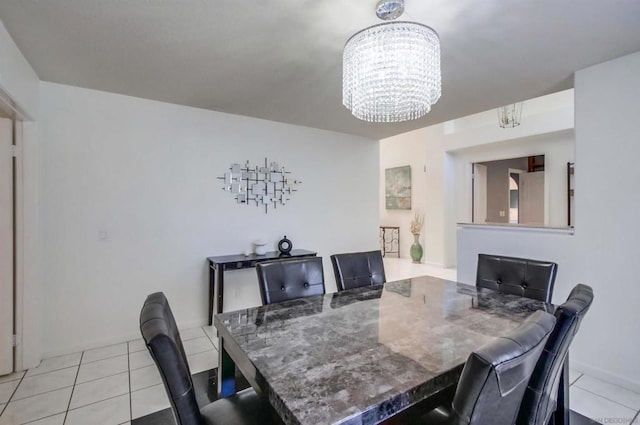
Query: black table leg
xmin=216 ymin=266 xmax=224 ymax=314
xmin=218 ymin=337 xmax=236 ymax=398
xmin=208 ymin=264 xmax=215 ymax=326
xmin=554 ymin=356 xmax=570 ymax=425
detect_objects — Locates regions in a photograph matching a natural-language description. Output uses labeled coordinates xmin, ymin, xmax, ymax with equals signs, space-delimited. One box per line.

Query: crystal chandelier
xmin=342 ymin=0 xmax=441 ymax=123
xmin=497 ymin=103 xmax=524 ymax=128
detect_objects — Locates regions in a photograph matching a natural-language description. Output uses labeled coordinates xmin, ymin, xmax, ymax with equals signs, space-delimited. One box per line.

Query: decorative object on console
xmin=343 ymin=0 xmax=441 ymax=122
xmin=497 ymin=102 xmax=524 ymax=128
xmin=385 ymin=166 xmax=411 ymax=209
xmin=253 ymin=239 xmax=267 ymax=256
xmin=410 ymin=210 xmax=424 ymax=263
xmin=218 ymin=158 xmax=301 ymax=213
xmin=278 ymin=236 xmax=292 ymax=256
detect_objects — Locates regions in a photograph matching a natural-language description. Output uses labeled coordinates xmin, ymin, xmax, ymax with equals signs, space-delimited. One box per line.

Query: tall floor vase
xmin=410 ymin=233 xmax=423 ymax=263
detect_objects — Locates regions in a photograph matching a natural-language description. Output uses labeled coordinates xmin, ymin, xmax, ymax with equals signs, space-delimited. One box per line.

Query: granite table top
xmin=214 ymin=275 xmax=552 ymax=425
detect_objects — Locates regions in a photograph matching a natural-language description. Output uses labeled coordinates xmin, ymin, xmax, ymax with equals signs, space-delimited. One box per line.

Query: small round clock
xmin=278 ymin=236 xmax=292 ymax=255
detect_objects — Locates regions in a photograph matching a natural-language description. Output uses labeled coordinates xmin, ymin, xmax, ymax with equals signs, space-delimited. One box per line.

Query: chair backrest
xmin=476 ymin=254 xmax=557 ymax=302
xmin=450 ymin=310 xmax=556 ymax=425
xmin=330 ymin=250 xmax=386 ymax=291
xmin=140 ymin=292 xmax=203 ymax=425
xmin=517 ymin=284 xmax=594 ymax=425
xmin=256 ymin=257 xmax=325 ymax=305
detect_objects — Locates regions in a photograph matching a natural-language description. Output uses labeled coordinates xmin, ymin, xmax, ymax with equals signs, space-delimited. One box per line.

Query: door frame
xmin=472 ymin=163 xmax=488 ymax=223
xmin=507 ymin=168 xmax=525 ymax=224
xmin=0 ymin=86 xmax=41 ymax=371
xmin=0 ymin=117 xmax=13 ymax=374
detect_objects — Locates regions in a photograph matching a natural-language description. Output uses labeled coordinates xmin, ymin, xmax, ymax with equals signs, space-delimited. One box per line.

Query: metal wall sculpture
xmin=218 ymin=158 xmax=301 ymax=213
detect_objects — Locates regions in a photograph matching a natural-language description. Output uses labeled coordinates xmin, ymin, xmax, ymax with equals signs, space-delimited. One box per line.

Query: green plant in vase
xmin=410 ymin=211 xmax=424 ymax=263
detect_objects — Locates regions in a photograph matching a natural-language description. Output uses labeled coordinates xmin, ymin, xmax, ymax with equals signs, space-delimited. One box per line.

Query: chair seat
xmin=201 ymin=388 xmax=282 ymax=425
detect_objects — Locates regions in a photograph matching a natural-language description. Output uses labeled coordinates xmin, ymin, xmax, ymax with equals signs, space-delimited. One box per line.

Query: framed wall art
xmin=385 ymin=166 xmax=411 ymax=210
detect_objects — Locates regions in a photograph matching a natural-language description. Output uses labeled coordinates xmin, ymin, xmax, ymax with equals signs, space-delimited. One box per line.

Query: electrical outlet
xmin=99 ymin=231 xmax=108 ymax=241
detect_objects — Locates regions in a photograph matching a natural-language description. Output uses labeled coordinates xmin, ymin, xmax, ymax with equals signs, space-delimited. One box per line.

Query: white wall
xmin=457 ymin=51 xmax=640 ymax=392
xmin=570 ymin=51 xmax=640 ymax=390
xmin=0 ymin=19 xmax=39 ymax=119
xmin=457 ymin=227 xmax=576 ymax=291
xmin=379 ymin=125 xmax=447 ymax=265
xmin=379 ymin=130 xmax=424 ymax=261
xmin=38 ymin=82 xmax=379 ymax=357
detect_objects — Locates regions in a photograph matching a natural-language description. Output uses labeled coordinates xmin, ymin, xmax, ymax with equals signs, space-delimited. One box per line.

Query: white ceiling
xmin=1 ymin=0 xmax=639 ymax=139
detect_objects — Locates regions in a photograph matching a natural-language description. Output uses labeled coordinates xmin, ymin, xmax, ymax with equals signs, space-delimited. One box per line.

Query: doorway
xmin=472 ymin=155 xmax=545 ymax=226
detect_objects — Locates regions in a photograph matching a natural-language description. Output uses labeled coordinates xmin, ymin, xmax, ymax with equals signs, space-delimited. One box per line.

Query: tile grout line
xmin=25 ymin=407 xmax=80 ymax=425
xmin=572 ymin=373 xmax=583 ymax=386
xmin=10 ymin=384 xmax=76 ymax=403
xmin=74 ymin=370 xmax=129 ymax=387
xmin=65 ymin=393 xmax=131 ymax=417
xmin=22 ymin=413 xmax=64 ymax=424
xmin=79 ymin=351 xmax=129 ymax=366
xmin=0 ymin=371 xmax=27 ymax=416
xmin=29 ymin=344 xmax=131 ymax=376
xmin=26 ymin=357 xmax=83 ymax=377
xmin=10 ymin=366 xmax=84 ymax=403
xmin=202 ymin=325 xmax=215 ymax=346
xmin=202 ymin=326 xmax=219 ymax=351
xmin=0 ymin=328 xmax=210 ymax=424
xmin=572 ymin=384 xmax=640 ymax=413
xmin=63 ymin=350 xmax=84 ymax=424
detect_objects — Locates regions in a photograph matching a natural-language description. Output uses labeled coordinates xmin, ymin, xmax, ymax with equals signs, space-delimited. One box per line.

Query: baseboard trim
xmin=422 ymin=261 xmax=448 ymax=267
xmin=572 ymin=360 xmax=640 ymax=394
xmin=39 ymin=318 xmax=209 ymax=363
xmin=382 ymin=257 xmax=449 ymax=269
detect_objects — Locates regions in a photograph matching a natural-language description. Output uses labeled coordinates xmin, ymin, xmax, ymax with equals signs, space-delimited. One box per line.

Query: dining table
xmin=213 ymin=275 xmax=566 ymax=425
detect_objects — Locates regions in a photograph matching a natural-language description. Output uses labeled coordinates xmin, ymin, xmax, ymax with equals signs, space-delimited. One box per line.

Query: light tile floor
xmin=383 ymin=257 xmax=458 ymax=282
xmin=0 ymin=259 xmax=637 ymax=424
xmin=0 ymin=326 xmax=218 ymax=425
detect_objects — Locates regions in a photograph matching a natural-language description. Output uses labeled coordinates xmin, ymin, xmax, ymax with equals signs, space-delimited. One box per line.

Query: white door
xmin=473 ymin=164 xmax=487 ymax=223
xmin=520 ymin=171 xmax=545 ymax=225
xmin=0 ymin=117 xmax=13 ymax=375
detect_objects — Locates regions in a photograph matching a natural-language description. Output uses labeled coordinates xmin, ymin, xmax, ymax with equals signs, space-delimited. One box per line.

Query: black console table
xmin=206 ymin=249 xmax=317 ymax=325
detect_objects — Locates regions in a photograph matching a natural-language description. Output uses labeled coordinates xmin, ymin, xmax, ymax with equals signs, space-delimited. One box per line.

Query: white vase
xmin=253 ymin=240 xmax=267 ymax=255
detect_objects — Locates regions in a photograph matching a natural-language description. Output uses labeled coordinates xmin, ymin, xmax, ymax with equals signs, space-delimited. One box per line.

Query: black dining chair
xmin=476 ymin=254 xmax=558 ymax=303
xmin=517 ymin=284 xmax=594 ymax=425
xmin=139 ymin=292 xmax=281 ymax=425
xmin=330 ymin=250 xmax=386 ymax=291
xmin=416 ymin=310 xmax=556 ymax=425
xmin=255 ymin=257 xmax=325 ymax=305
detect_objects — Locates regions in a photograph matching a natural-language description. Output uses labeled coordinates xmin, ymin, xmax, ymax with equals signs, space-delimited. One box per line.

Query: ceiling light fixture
xmin=342 ymin=0 xmax=441 ymax=123
xmin=497 ymin=103 xmax=524 ymax=128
